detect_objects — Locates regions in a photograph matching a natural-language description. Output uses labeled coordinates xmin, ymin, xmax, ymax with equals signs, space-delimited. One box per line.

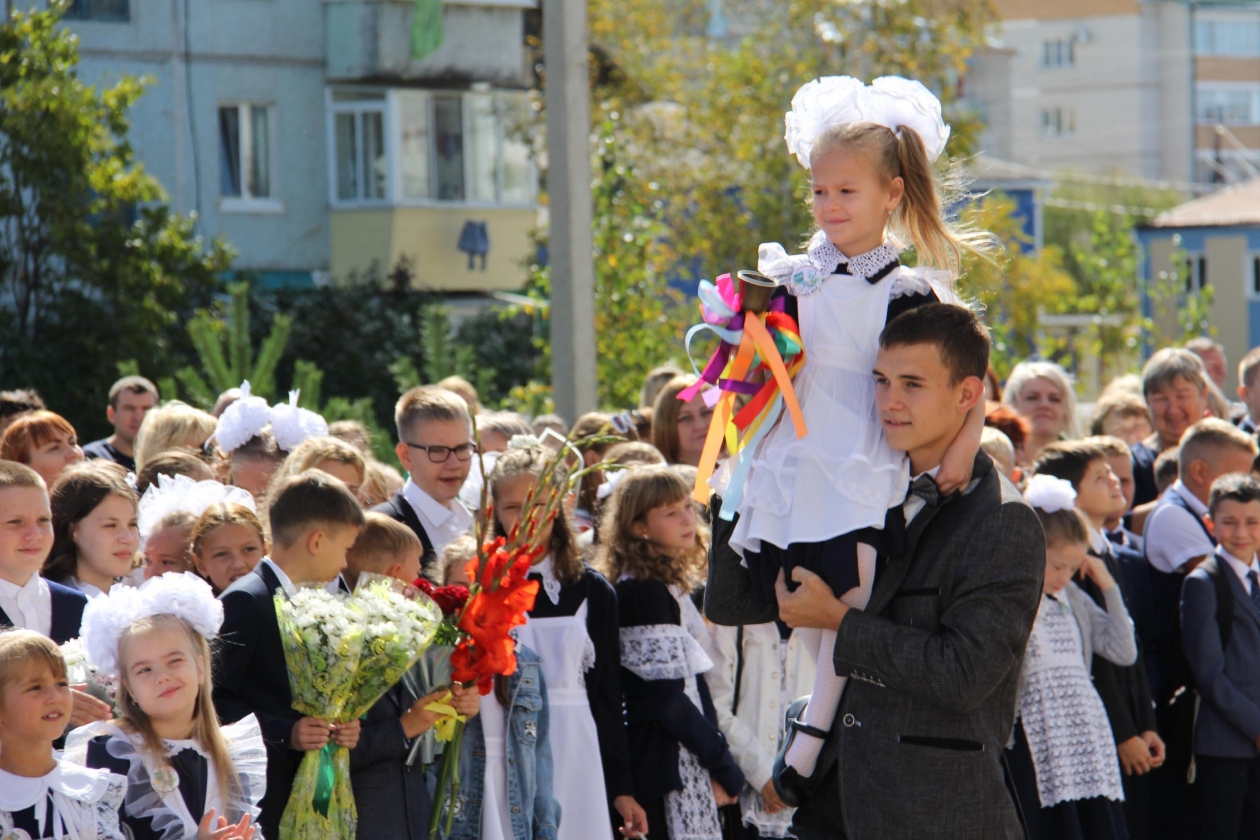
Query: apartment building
xmin=62 ymin=0 xmax=540 ymax=290
xmin=965 ymin=0 xmax=1260 ymax=185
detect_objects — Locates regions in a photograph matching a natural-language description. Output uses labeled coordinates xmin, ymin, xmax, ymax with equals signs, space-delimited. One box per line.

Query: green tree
xmin=0 ymin=2 xmax=232 ymax=435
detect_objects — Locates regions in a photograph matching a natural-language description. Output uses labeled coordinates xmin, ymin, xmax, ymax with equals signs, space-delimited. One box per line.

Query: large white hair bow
xmin=270 ymin=390 xmax=328 ymax=452
xmin=138 ymin=473 xmax=256 ymax=542
xmin=213 ymin=380 xmax=272 ymax=453
xmin=784 ymin=75 xmax=951 ymax=169
xmin=1024 ymin=474 xmax=1078 ymax=514
xmin=80 ymin=573 xmax=224 ymax=680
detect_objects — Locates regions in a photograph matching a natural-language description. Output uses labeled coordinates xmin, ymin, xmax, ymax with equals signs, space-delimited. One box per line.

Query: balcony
xmin=324 ymin=0 xmax=535 ymax=87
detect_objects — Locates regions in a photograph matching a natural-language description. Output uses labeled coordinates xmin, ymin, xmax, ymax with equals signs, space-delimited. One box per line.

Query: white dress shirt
xmin=0 ymin=573 xmax=52 ymax=637
xmin=262 ymin=557 xmax=297 ymax=597
xmin=402 ymin=478 xmax=474 ymax=555
xmin=1216 ymin=546 xmax=1260 ymax=594
xmin=1145 ymin=481 xmax=1215 ymax=573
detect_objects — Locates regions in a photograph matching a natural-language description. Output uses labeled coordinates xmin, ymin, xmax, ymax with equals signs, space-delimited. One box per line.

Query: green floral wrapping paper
xmin=274 ymin=579 xmax=441 ymax=840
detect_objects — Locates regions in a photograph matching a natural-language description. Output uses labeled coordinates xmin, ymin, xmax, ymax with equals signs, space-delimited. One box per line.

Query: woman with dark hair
xmin=45 ymin=462 xmax=140 ymax=598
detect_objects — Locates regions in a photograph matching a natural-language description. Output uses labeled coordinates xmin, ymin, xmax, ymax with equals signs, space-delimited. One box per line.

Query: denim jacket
xmin=445 ymin=646 xmax=561 ymax=840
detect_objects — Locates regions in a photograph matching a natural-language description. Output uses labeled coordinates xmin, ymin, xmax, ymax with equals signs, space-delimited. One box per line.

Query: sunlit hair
xmin=191 ymin=502 xmax=266 ymax=560
xmin=135 ymin=449 xmax=211 ymax=495
xmin=0 ymin=410 xmax=77 ymax=464
xmin=346 ymin=512 xmax=422 ymax=582
xmin=134 ymin=402 xmax=217 ymax=474
xmin=0 ymin=459 xmax=46 ymax=492
xmin=0 ymin=629 xmax=66 ymax=695
xmin=394 ymin=386 xmax=471 ymax=443
xmin=1030 ymin=505 xmax=1090 ymax=549
xmin=46 ymin=462 xmax=138 ymax=583
xmin=489 ymin=446 xmax=582 ymax=587
xmin=432 ymin=534 xmax=477 ymax=586
xmin=359 ymin=460 xmax=404 ymax=509
xmin=266 ymin=436 xmax=366 ymax=507
xmin=568 ymin=412 xmax=613 ymax=514
xmin=328 ymin=420 xmax=372 ymax=454
xmin=640 ymin=364 xmax=683 ymax=410
xmin=596 ymin=465 xmax=707 ymax=590
xmin=651 ymin=375 xmax=700 ymax=466
xmin=1089 ymin=390 xmax=1152 ymax=437
xmin=810 ymin=122 xmax=996 ymax=275
xmin=1002 ymin=361 xmax=1082 ymax=440
xmin=115 ymin=614 xmax=237 ymax=807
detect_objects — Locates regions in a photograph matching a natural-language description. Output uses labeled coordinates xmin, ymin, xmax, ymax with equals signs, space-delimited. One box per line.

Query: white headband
xmin=80 ymin=573 xmax=224 ymax=680
xmin=270 ymin=390 xmax=328 ymax=452
xmin=138 ymin=473 xmax=256 ymax=542
xmin=784 ymin=75 xmax=951 ymax=169
xmin=1023 ymin=474 xmax=1078 ymax=514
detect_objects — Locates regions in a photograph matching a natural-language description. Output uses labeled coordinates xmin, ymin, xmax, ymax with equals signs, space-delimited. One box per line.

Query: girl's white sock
xmin=783 ymin=542 xmax=876 ymax=778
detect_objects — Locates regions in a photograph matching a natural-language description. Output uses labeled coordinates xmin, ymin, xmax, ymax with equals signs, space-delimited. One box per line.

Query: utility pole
xmin=543 ymin=0 xmax=598 ymax=423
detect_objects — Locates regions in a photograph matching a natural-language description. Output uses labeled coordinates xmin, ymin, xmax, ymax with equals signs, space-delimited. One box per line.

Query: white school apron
xmin=515 ymin=599 xmax=610 ymax=838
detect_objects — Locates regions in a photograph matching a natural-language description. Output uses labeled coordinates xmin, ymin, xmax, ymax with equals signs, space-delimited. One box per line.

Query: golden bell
xmin=737 ymin=270 xmax=779 ymax=314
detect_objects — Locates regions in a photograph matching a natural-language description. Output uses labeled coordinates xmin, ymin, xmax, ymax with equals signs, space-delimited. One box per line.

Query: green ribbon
xmin=312 ymin=743 xmax=336 ymax=817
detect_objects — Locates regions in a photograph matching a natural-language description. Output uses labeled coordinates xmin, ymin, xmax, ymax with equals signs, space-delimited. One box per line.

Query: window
xmin=332 ymin=88 xmax=536 ymax=207
xmin=1041 ymin=38 xmax=1075 ymax=68
xmin=1196 ymin=18 xmax=1260 ymax=57
xmin=65 ymin=0 xmax=129 ymax=21
xmin=219 ymin=104 xmax=273 ymax=202
xmin=1196 ymin=84 xmax=1260 ymax=126
xmin=1184 ymin=254 xmax=1208 ymax=293
xmin=1040 ymin=107 xmax=1075 ymax=137
xmin=1252 ymin=254 xmax=1260 ymax=297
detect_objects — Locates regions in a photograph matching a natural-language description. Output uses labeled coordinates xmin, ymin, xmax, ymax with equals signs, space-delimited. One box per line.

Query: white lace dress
xmin=620 ymin=585 xmax=722 ymax=840
xmin=1018 ymin=594 xmax=1125 ymax=808
xmin=0 ymin=760 xmax=128 ymax=840
xmin=728 ymin=232 xmax=956 ymax=557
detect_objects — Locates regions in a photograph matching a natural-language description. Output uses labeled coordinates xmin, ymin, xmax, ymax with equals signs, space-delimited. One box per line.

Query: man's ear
xmin=958 ymin=375 xmax=985 ymax=414
xmin=106 ymin=405 xmax=116 ymax=425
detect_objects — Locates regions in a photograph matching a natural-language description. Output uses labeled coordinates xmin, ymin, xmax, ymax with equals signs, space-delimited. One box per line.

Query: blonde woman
xmin=133 ymin=402 xmax=217 ymax=474
xmin=1003 ymin=361 xmax=1081 ymax=463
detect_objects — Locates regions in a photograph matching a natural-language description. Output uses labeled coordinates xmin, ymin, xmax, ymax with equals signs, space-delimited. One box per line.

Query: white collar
xmin=0 ymin=572 xmax=46 ymax=599
xmin=1088 ymin=527 xmax=1110 ymax=556
xmin=913 ymin=465 xmax=942 ymax=482
xmin=403 ymin=478 xmax=471 ymax=529
xmin=1172 ymin=480 xmax=1210 ymax=516
xmin=532 ymin=555 xmax=561 ymax=605
xmin=71 ymin=577 xmax=110 ymax=600
xmin=262 ymin=557 xmax=297 ymax=597
xmin=1217 ymin=546 xmax=1260 ymax=579
xmin=806 ymin=231 xmax=902 ymax=280
xmin=0 ymin=761 xmax=114 ymax=811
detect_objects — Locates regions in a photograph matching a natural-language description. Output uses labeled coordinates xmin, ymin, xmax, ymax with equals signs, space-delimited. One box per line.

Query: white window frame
xmin=1195 ymin=16 xmax=1260 ymax=58
xmin=217 ymin=101 xmax=282 ymax=214
xmin=1041 ymin=37 xmax=1075 ymax=69
xmin=328 ymin=87 xmax=537 ymax=210
xmin=1039 ymin=106 xmax=1075 ymax=138
xmin=1182 ymin=251 xmax=1208 ymax=293
xmin=1195 ymin=82 xmax=1260 ymax=127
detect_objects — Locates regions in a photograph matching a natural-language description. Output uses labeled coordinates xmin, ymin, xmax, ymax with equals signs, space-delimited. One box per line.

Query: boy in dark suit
xmin=0 ymin=460 xmax=111 ymax=730
xmin=345 ymin=513 xmax=481 ymax=840
xmin=213 ymin=470 xmax=367 ymax=840
xmin=1183 ymin=473 xmax=1260 ymax=840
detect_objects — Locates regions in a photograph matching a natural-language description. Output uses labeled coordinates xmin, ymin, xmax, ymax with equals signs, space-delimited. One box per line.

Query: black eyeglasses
xmin=404 ymin=441 xmax=478 ymax=463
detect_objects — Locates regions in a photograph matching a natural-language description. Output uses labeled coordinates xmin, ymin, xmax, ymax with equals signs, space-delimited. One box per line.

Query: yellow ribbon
xmin=424 ymin=691 xmax=467 ymax=742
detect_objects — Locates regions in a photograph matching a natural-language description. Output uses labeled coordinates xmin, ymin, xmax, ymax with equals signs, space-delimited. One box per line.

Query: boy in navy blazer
xmin=0 ymin=460 xmax=111 ymax=730
xmin=213 ymin=471 xmax=367 ymax=840
xmin=1183 ymin=473 xmax=1260 ymax=839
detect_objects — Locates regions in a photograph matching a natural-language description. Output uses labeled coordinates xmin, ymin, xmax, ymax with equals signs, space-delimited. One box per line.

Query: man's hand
xmin=291 ymin=717 xmax=331 ymax=751
xmin=1117 ymin=735 xmax=1153 ymax=775
xmin=776 ymin=568 xmax=847 ymax=630
xmin=68 ymin=686 xmax=111 ymax=728
xmin=613 ymin=795 xmax=649 ymax=838
xmin=331 ymin=719 xmax=361 ymax=749
xmin=761 ymin=778 xmax=787 ymax=813
xmin=1141 ymin=730 xmax=1165 ymax=767
xmin=711 ymin=779 xmax=737 ymax=807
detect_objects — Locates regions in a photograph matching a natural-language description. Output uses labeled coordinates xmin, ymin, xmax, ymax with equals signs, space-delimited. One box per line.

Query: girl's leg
xmin=784 ymin=542 xmax=876 ymax=777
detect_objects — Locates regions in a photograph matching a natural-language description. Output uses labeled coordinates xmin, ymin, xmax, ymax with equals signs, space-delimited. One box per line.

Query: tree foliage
xmin=0 ymin=2 xmax=231 ymax=436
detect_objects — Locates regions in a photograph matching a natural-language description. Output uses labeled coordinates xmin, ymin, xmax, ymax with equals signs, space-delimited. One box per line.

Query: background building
xmin=63 ymin=0 xmax=540 ymax=291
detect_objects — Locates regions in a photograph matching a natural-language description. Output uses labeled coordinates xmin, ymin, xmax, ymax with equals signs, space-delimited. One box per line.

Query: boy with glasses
xmin=372 ymin=386 xmax=477 ymax=566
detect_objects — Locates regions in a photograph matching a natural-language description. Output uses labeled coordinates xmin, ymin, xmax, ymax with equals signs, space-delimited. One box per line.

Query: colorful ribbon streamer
xmin=680 ymin=273 xmax=807 ymax=515
xmin=312 ymin=742 xmax=336 ymax=817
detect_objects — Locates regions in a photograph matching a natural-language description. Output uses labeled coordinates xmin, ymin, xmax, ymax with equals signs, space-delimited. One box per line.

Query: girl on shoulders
xmin=1007 ymin=475 xmax=1137 ymax=840
xmin=599 ymin=466 xmax=743 ymax=840
xmin=67 ymin=572 xmax=262 ymax=840
xmin=0 ymin=629 xmax=128 ymax=840
xmin=489 ymin=443 xmax=648 ymax=839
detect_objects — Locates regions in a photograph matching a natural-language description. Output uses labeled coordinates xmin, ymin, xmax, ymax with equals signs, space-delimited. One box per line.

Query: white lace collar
xmin=806 ymin=231 xmax=902 ymax=282
xmin=0 ymin=762 xmax=115 ymax=811
xmin=532 ymin=555 xmax=561 ymax=605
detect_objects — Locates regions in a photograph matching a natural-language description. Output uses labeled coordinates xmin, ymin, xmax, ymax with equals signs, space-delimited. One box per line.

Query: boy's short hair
xmin=1083 ymin=435 xmax=1131 ymax=460
xmin=394 ymin=386 xmax=471 ymax=442
xmin=1033 ymin=441 xmax=1109 ymax=490
xmin=477 ymin=412 xmax=533 ymax=441
xmin=268 ymin=470 xmax=366 ymax=548
xmin=1154 ymin=447 xmax=1180 ymax=494
xmin=1142 ymin=347 xmax=1207 ymax=397
xmin=0 ymin=460 xmax=46 ymax=492
xmin=1240 ymin=347 xmax=1260 ymax=391
xmin=0 ymin=389 xmax=44 ymax=422
xmin=1209 ymin=472 xmax=1260 ymax=516
xmin=430 ymin=534 xmax=477 ymax=585
xmin=878 ymin=303 xmax=990 ymax=385
xmin=108 ymin=376 xmax=159 ymax=408
xmin=435 ymin=376 xmax=479 ymax=411
xmin=1179 ymin=418 xmax=1258 ymax=474
xmin=347 ymin=512 xmax=422 ymax=572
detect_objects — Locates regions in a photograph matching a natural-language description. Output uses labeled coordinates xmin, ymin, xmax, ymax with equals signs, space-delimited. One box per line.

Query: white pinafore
xmin=514 ymin=596 xmax=609 ymax=839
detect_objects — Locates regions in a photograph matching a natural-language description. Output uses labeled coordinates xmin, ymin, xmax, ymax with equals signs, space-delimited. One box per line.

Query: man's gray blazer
xmin=706 ymin=451 xmax=1045 ymax=840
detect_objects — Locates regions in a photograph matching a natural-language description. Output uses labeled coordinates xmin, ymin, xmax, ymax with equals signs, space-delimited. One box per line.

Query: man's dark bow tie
xmin=1105 ymin=529 xmax=1126 ymax=546
xmin=909 ymin=474 xmax=940 ymax=507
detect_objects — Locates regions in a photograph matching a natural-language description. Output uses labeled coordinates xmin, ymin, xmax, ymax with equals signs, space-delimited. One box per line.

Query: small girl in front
xmin=190 ymin=504 xmax=267 ymax=596
xmin=45 ymin=462 xmax=140 ymax=598
xmin=1008 ymin=475 xmax=1137 ymax=840
xmin=600 ymin=466 xmax=744 ymax=840
xmin=715 ymin=76 xmax=991 ymax=798
xmin=68 ymin=572 xmax=264 ymax=840
xmin=0 ymin=629 xmax=128 ymax=840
